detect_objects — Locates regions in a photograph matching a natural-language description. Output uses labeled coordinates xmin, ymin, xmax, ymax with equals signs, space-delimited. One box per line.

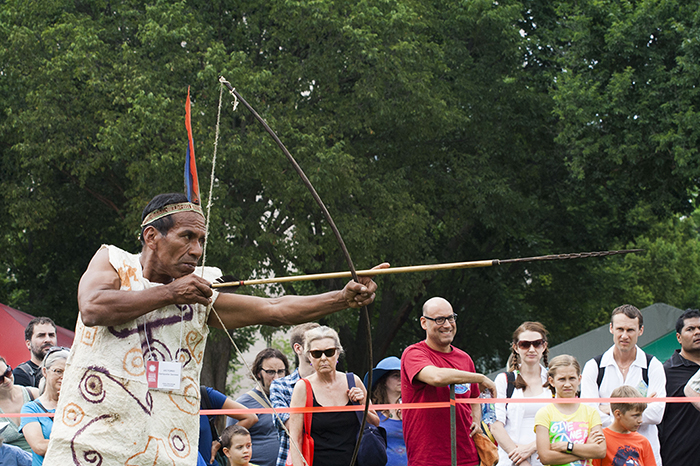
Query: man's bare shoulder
xmin=79 ymin=246 xmax=120 ymax=292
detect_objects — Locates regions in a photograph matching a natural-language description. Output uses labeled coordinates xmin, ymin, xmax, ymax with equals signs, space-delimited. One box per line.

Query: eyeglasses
xmin=49 ymin=368 xmax=65 ymax=376
xmin=423 ymin=314 xmax=457 ymax=326
xmin=309 ymin=348 xmax=338 ymax=359
xmin=261 ymin=369 xmax=287 ymax=377
xmin=0 ymin=365 xmax=12 ymax=383
xmin=517 ymin=339 xmax=545 ymax=350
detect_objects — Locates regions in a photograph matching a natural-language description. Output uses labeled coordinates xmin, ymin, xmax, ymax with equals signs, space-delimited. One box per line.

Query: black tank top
xmin=309 ymin=390 xmax=359 ymax=466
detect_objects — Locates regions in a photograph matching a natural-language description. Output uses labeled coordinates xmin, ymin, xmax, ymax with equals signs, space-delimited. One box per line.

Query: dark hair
xmin=370 ymin=370 xmax=402 ymax=420
xmin=508 ymin=321 xmax=549 ymax=390
xmin=140 ymin=193 xmax=189 ymax=245
xmin=677 ymin=309 xmax=700 ymax=334
xmin=25 ymin=317 xmax=57 ymax=341
xmin=289 ymin=323 xmax=320 ymax=367
xmin=610 ymin=385 xmax=647 ymax=415
xmin=611 ymin=304 xmax=643 ymax=328
xmin=220 ymin=424 xmax=251 ymax=449
xmin=251 ymin=348 xmax=289 ymax=382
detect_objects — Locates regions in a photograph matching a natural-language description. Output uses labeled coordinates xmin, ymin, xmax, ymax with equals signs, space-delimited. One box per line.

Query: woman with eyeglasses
xmin=18 ymin=347 xmax=70 ymax=465
xmin=288 ymin=326 xmax=379 ymax=466
xmin=0 ymin=356 xmax=40 ymax=452
xmin=227 ymin=347 xmax=290 ymax=466
xmin=490 ymin=322 xmax=551 ymax=466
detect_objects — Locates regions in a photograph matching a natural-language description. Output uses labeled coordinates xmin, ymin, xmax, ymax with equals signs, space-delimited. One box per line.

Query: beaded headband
xmin=140 ymin=202 xmax=204 ymax=228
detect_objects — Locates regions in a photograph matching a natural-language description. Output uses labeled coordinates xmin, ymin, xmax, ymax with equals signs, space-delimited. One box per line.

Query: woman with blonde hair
xmin=20 ymin=347 xmax=70 ymax=465
xmin=288 ymin=326 xmax=379 ymax=466
xmin=491 ymin=322 xmax=552 ymax=466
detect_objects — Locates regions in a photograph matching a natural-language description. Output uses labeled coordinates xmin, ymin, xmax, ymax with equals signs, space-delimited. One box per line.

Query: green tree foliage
xmin=2 ymin=0 xmax=700 ymax=387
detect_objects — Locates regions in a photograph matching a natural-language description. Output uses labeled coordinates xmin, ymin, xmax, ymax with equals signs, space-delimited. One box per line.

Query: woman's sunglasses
xmin=517 ymin=339 xmax=545 ymax=350
xmin=0 ymin=365 xmax=12 ymax=383
xmin=309 ymin=348 xmax=338 ymax=359
xmin=45 ymin=346 xmax=70 ymax=357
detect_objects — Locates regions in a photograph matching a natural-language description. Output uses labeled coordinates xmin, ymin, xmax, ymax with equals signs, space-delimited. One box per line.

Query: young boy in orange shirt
xmin=593 ymin=385 xmax=656 ymax=466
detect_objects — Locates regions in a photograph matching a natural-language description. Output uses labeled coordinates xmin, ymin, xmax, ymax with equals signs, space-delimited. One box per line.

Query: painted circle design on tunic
xmin=80 ymin=373 xmax=106 ymax=403
xmin=169 ymin=428 xmax=190 ymax=458
xmin=62 ymin=403 xmax=85 ymax=427
xmin=83 ymin=450 xmax=103 ymax=465
xmin=168 ymin=377 xmax=200 ymax=414
xmin=176 ymin=348 xmax=192 ymax=366
xmin=123 ymin=347 xmax=146 ymax=376
xmin=186 ymin=330 xmax=204 ymax=363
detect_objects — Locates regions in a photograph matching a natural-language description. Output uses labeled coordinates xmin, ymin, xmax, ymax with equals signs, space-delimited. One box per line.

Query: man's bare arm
xmin=78 ymin=248 xmax=213 ymax=327
xmin=209 ymin=263 xmax=389 ymax=329
xmin=416 ymin=366 xmax=497 ymax=396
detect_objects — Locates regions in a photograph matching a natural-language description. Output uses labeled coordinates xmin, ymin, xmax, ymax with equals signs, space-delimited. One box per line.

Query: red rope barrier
xmin=1 ymin=396 xmax=693 ymax=418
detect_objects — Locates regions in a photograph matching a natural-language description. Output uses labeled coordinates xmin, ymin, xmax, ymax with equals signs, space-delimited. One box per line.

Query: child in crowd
xmin=221 ymin=424 xmax=255 ymax=466
xmin=535 ymin=355 xmax=606 ymax=466
xmin=592 ymin=386 xmax=656 ymax=466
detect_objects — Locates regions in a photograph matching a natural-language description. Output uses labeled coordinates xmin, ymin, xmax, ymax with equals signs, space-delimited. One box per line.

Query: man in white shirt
xmin=580 ymin=304 xmax=666 ymax=466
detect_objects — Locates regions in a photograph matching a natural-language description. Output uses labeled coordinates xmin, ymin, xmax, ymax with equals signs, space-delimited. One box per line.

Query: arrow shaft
xmin=212 ymin=249 xmax=642 ymax=288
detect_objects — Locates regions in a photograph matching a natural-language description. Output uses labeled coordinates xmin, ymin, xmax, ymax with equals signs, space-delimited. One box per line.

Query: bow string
xmin=218 ymin=76 xmax=374 ymax=466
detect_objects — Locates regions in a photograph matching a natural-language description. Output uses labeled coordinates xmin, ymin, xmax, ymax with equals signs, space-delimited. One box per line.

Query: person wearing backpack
xmin=580 ymin=305 xmax=665 ymax=466
xmin=490 ymin=322 xmax=552 ymax=466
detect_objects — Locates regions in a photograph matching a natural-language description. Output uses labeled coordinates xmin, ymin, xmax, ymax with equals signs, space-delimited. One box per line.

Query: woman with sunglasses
xmin=490 ymin=322 xmax=552 ymax=466
xmin=0 ymin=357 xmax=39 ymax=452
xmin=19 ymin=347 xmax=70 ymax=466
xmin=288 ymin=326 xmax=379 ymax=466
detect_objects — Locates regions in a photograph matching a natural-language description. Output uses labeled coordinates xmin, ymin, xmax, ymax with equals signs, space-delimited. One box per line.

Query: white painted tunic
xmin=44 ymin=245 xmax=220 ymax=466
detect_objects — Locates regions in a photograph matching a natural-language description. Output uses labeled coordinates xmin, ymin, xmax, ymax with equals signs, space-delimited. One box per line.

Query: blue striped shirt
xmin=270 ymin=369 xmax=301 ymax=466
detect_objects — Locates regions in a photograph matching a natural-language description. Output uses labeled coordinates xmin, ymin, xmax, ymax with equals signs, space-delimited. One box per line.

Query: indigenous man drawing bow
xmin=43 ymin=193 xmax=387 ymax=466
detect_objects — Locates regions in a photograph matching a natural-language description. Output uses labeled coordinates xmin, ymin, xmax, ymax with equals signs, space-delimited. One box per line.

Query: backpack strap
xmin=594 ymin=354 xmax=605 ymax=388
xmin=346 ymin=372 xmax=364 ymax=425
xmin=34 ymin=400 xmax=49 ymax=413
xmin=596 ymin=353 xmax=654 ymax=387
xmin=200 ymin=385 xmax=212 ymax=409
xmin=200 ymin=386 xmax=219 ymax=439
xmin=14 ymin=362 xmax=36 ymax=387
xmin=19 ymin=385 xmax=35 ymax=402
xmin=247 ymin=389 xmax=272 ymax=409
xmin=506 ymin=371 xmax=516 ymax=399
xmin=642 ymin=353 xmax=653 ymax=386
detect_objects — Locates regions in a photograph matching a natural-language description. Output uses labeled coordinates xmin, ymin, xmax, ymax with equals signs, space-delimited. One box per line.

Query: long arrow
xmin=212 ymin=249 xmax=642 ymax=289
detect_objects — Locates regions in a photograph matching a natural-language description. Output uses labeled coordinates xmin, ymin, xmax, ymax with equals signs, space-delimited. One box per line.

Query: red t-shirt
xmin=401 ymin=340 xmax=481 ymax=466
xmin=592 ymin=428 xmax=656 ymax=466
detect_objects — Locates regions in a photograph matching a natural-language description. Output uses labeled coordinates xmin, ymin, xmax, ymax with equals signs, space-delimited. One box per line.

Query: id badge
xmin=146 ymin=360 xmax=182 ymax=390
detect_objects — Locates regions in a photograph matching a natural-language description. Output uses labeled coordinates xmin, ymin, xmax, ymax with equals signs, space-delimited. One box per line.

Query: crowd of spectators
xmin=6 ymin=304 xmax=700 ymax=466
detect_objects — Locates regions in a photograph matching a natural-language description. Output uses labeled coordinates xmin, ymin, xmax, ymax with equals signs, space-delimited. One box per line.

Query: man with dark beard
xmin=658 ymin=308 xmax=700 ymax=464
xmin=13 ymin=317 xmax=57 ymax=387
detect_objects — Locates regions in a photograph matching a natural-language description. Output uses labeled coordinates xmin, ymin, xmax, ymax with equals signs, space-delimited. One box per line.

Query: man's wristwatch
xmin=566 ymin=441 xmax=574 ymax=453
